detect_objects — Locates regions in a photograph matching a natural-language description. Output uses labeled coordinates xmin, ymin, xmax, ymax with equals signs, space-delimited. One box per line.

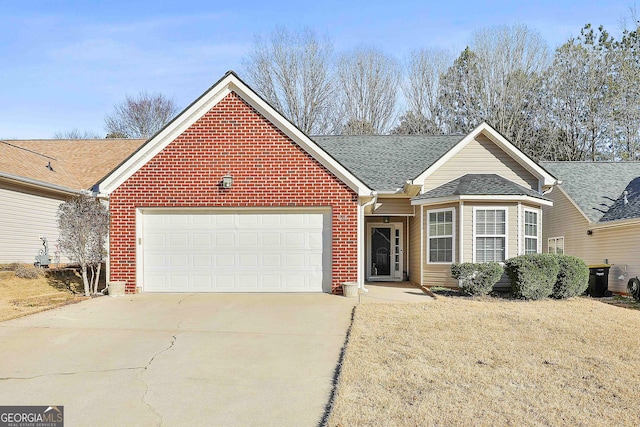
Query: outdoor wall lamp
xmin=383 ymin=216 xmax=390 ymax=223
xmin=221 ymin=174 xmax=233 ymax=189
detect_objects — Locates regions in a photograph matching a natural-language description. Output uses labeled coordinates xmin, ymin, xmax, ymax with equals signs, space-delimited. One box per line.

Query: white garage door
xmin=141 ymin=210 xmax=330 ymax=292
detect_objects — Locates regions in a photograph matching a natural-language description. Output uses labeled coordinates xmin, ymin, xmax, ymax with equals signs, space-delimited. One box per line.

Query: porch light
xmin=221 ymin=174 xmax=233 ymax=189
xmin=383 ymin=216 xmax=390 ymax=223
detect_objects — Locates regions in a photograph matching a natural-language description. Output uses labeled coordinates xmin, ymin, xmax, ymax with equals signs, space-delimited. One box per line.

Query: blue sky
xmin=0 ymin=1 xmax=636 ymax=138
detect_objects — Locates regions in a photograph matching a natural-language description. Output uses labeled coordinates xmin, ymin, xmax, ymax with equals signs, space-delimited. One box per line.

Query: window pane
xmin=557 ymin=238 xmax=564 ymax=254
xmin=428 ymin=209 xmax=454 ymax=262
xmin=548 ymin=239 xmax=556 ymax=254
xmin=525 ymin=237 xmax=537 ymax=254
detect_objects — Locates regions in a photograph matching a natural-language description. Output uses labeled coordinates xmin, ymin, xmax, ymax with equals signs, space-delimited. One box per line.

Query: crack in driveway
xmin=0 ymin=366 xmax=144 ymax=381
xmin=138 ymin=334 xmax=179 ymax=426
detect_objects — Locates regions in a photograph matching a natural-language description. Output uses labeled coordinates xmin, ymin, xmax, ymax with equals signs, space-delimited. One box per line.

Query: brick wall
xmin=109 ymin=92 xmax=358 ymax=293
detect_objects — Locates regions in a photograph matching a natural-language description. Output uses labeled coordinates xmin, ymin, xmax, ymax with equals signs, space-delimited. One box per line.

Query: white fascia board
xmin=98 ymin=73 xmax=371 ymax=196
xmin=0 ymin=172 xmax=83 ymax=197
xmin=228 ymin=79 xmax=371 ymax=196
xmin=411 ymin=194 xmax=553 ymax=206
xmin=411 ymin=122 xmax=557 ymax=187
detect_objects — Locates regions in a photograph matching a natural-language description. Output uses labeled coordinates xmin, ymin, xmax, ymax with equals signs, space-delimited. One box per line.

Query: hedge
xmin=552 ymin=255 xmax=589 ymax=299
xmin=505 ymin=254 xmax=560 ymax=300
xmin=451 ymin=262 xmax=504 ymax=296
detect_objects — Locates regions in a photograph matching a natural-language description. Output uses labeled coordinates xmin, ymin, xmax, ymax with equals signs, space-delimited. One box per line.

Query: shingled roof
xmin=313 ymin=134 xmax=463 ymax=191
xmin=540 ymin=161 xmax=640 ymax=223
xmin=412 ymin=174 xmax=550 ymax=202
xmin=0 ymin=139 xmax=146 ymax=191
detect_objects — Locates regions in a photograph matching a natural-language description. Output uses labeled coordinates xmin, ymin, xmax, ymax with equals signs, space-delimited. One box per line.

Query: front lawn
xmin=0 ymin=269 xmax=86 ymax=322
xmin=329 ymin=297 xmax=640 ymax=426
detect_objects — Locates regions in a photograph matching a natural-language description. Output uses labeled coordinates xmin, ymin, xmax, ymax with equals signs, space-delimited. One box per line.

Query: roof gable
xmin=542 ymin=161 xmax=640 ymax=223
xmin=97 ymin=71 xmax=371 ymax=196
xmin=412 ymin=123 xmax=557 ymax=190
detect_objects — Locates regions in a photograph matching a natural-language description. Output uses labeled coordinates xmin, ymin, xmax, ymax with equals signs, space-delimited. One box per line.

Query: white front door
xmin=367 ymin=223 xmax=403 ymax=281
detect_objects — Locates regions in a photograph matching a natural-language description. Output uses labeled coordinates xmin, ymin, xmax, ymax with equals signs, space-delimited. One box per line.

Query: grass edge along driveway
xmin=329 ymin=297 xmax=640 ymax=426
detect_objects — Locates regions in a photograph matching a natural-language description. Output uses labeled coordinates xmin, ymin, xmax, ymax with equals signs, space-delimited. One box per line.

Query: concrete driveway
xmin=0 ymin=293 xmax=356 ymax=426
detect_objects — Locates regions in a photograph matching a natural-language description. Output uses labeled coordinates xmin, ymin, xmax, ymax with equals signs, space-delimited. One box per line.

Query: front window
xmin=428 ymin=209 xmax=455 ymax=263
xmin=548 ymin=237 xmax=564 ymax=254
xmin=524 ymin=210 xmax=538 ymax=254
xmin=474 ymin=208 xmax=506 ymax=262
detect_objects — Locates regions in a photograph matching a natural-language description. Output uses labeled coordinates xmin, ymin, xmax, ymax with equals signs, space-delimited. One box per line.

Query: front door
xmin=367 ymin=223 xmax=402 ymax=281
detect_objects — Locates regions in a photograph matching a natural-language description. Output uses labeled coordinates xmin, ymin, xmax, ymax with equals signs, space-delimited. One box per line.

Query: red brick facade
xmin=109 ymin=92 xmax=358 ymax=293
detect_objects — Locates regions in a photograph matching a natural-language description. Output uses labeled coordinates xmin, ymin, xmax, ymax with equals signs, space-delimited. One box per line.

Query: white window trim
xmin=426 ymin=207 xmax=456 ymax=264
xmin=523 ymin=207 xmax=540 ymax=255
xmin=472 ymin=206 xmax=508 ymax=263
xmin=548 ymin=236 xmax=565 ymax=254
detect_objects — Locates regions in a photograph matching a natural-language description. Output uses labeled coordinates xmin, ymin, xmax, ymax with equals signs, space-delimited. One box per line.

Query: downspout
xmin=359 ymin=191 xmax=378 ymax=292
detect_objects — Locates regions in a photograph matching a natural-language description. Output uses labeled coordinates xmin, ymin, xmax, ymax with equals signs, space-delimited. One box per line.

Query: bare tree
xmin=469 ymin=24 xmax=550 ymax=147
xmin=243 ymin=27 xmax=336 ymax=135
xmin=400 ymin=48 xmax=452 ymax=133
xmin=337 ymin=47 xmax=400 ymax=134
xmin=53 ymin=128 xmax=101 ymax=139
xmin=57 ymin=195 xmax=109 ymax=296
xmin=104 ymin=92 xmax=178 ymax=139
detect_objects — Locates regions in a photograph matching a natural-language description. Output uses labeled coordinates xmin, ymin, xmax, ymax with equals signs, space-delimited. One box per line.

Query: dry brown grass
xmin=0 ymin=270 xmax=84 ymax=322
xmin=329 ymin=297 xmax=640 ymax=426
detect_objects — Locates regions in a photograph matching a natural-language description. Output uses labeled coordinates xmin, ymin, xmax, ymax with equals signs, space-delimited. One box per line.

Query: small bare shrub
xmin=14 ymin=265 xmax=44 ymax=279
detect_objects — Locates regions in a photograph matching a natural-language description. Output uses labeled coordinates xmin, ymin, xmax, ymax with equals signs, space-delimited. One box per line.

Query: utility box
xmin=588 ymin=264 xmax=611 ymax=297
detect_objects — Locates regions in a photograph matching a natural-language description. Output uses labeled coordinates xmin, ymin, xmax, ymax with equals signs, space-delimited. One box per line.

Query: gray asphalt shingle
xmin=313 ymin=134 xmax=463 ymax=191
xmin=540 ymin=161 xmax=640 ymax=223
xmin=412 ymin=174 xmax=550 ymax=202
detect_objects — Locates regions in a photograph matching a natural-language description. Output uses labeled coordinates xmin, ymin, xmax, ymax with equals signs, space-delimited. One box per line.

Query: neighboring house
xmin=0 ymin=139 xmax=144 ymax=264
xmin=541 ymin=162 xmax=640 ymax=294
xmin=97 ymin=71 xmax=557 ymax=294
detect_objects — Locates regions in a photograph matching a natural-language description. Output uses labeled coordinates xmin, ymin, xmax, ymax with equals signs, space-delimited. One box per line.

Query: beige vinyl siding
xmin=422 ymin=134 xmax=539 ymax=191
xmin=542 ymin=187 xmax=589 ymax=257
xmin=409 ymin=207 xmax=422 ymax=285
xmin=372 ymin=197 xmax=414 ymax=216
xmin=423 ymin=203 xmax=458 ymax=287
xmin=542 ymin=188 xmax=638 ymax=294
xmin=365 ymin=216 xmax=409 ymax=278
xmin=587 ymin=225 xmax=640 ymax=294
xmin=0 ymin=186 xmax=70 ymax=264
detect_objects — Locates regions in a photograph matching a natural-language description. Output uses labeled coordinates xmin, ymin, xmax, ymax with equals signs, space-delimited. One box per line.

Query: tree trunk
xmin=93 ymin=263 xmax=102 ymax=295
xmin=81 ymin=264 xmax=90 ymax=296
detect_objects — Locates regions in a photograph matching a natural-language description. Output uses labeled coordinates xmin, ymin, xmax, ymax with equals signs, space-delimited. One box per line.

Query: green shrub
xmin=451 ymin=262 xmax=504 ymax=296
xmin=14 ymin=265 xmax=44 ymax=279
xmin=553 ymin=255 xmax=589 ymax=299
xmin=505 ymin=254 xmax=559 ymax=300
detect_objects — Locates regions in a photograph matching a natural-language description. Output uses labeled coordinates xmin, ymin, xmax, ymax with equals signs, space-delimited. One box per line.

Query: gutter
xmin=359 ymin=191 xmax=378 ymax=292
xmin=0 ymin=172 xmax=84 ymax=196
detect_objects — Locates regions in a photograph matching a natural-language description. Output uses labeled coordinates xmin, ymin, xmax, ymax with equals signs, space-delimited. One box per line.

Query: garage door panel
xmin=215 ymin=233 xmax=234 ymax=246
xmin=142 ymin=211 xmax=329 ymax=292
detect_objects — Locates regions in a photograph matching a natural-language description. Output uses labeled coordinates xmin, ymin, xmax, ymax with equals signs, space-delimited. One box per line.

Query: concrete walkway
xmin=0 ymin=293 xmax=356 ymax=426
xmin=357 ymin=282 xmax=435 ymax=303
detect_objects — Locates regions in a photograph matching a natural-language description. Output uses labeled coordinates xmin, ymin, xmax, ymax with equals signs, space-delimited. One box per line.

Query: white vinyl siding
xmin=0 ymin=186 xmax=71 ymax=264
xmin=474 ymin=208 xmax=507 ymax=262
xmin=548 ymin=236 xmax=565 ymax=255
xmin=524 ymin=209 xmax=539 ymax=254
xmin=427 ymin=208 xmax=455 ymax=263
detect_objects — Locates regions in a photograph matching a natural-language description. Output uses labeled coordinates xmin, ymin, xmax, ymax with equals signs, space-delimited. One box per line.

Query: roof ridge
xmin=0 ymin=140 xmax=58 ymax=160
